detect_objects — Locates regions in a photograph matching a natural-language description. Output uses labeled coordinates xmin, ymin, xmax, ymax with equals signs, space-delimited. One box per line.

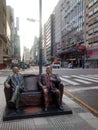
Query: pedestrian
xmin=4 ymin=66 xmax=24 ymax=110
xmin=38 ymin=65 xmax=63 ymax=112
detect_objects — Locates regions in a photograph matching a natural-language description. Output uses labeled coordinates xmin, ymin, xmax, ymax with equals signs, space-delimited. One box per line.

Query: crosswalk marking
xmin=92 ymin=74 xmax=98 ymax=77
xmin=74 ymin=78 xmax=91 ymax=84
xmin=68 ymin=86 xmax=98 ymax=92
xmin=60 ymin=74 xmax=98 ymax=86
xmin=62 ymin=76 xmax=70 ymax=78
xmin=80 ymin=75 xmax=98 ymax=80
xmin=60 ymin=77 xmax=79 ymax=85
xmin=71 ymin=75 xmax=98 ymax=83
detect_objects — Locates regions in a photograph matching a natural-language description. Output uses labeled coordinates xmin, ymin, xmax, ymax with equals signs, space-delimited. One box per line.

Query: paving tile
xmin=86 ymin=119 xmax=98 ymax=129
xmin=79 ymin=112 xmax=97 ymax=120
xmin=33 ymin=117 xmax=49 ymax=125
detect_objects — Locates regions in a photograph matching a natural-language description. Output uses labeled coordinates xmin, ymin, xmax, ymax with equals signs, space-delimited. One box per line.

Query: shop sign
xmin=87 ymin=50 xmax=98 ymax=56
xmin=76 ymin=45 xmax=86 ymax=50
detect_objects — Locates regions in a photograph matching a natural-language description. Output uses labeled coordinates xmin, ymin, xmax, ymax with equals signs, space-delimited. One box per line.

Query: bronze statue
xmin=4 ymin=67 xmax=24 ymax=110
xmin=38 ymin=65 xmax=63 ymax=112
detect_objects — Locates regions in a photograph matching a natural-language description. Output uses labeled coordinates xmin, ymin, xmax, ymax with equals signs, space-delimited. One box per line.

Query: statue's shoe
xmin=8 ymin=101 xmax=15 ymax=109
xmin=57 ymin=105 xmax=64 ymax=111
xmin=44 ymin=107 xmax=48 ymax=112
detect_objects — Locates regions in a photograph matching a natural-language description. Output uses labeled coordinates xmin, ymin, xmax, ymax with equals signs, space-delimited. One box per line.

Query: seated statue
xmin=4 ymin=67 xmax=24 ymax=110
xmin=38 ymin=65 xmax=64 ymax=112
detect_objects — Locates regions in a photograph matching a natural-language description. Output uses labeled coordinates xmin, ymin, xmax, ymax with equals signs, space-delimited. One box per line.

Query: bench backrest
xmin=23 ymin=74 xmax=39 ymax=91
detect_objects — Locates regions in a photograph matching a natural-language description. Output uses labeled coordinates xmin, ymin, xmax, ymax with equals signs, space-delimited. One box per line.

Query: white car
xmin=52 ymin=63 xmax=60 ymax=68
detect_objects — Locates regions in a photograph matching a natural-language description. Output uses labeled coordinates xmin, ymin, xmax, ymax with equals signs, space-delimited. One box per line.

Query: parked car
xmin=52 ymin=62 xmax=60 ymax=68
xmin=68 ymin=62 xmax=73 ymax=68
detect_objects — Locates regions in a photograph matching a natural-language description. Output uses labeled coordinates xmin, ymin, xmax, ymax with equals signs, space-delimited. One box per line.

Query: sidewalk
xmin=0 ymin=77 xmax=98 ymax=130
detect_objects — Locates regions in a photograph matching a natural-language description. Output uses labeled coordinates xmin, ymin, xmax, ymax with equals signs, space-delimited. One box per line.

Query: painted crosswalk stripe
xmin=80 ymin=75 xmax=98 ymax=80
xmin=68 ymin=86 xmax=98 ymax=92
xmin=62 ymin=76 xmax=70 ymax=78
xmin=74 ymin=78 xmax=91 ymax=84
xmin=60 ymin=77 xmax=79 ymax=85
xmin=71 ymin=75 xmax=98 ymax=83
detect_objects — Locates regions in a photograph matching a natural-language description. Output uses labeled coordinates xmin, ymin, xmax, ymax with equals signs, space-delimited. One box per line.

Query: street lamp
xmin=39 ymin=0 xmax=42 ymax=74
xmin=27 ymin=0 xmax=42 ymax=74
xmin=27 ymin=18 xmax=39 ymax=22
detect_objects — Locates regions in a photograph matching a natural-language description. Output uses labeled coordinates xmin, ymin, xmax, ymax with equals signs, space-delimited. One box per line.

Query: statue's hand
xmin=19 ymin=87 xmax=24 ymax=93
xmin=50 ymin=77 xmax=54 ymax=81
xmin=5 ymin=83 xmax=11 ymax=89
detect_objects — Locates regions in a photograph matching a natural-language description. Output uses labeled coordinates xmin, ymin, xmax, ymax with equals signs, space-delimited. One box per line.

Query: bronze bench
xmin=4 ymin=74 xmax=64 ymax=108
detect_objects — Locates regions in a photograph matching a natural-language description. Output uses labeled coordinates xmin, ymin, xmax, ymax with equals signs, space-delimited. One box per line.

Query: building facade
xmin=14 ymin=17 xmax=21 ymax=60
xmin=44 ymin=14 xmax=54 ymax=63
xmin=30 ymin=37 xmax=39 ymax=65
xmin=59 ymin=0 xmax=85 ymax=68
xmin=86 ymin=0 xmax=98 ymax=68
xmin=53 ymin=0 xmax=62 ymax=57
xmin=0 ymin=0 xmax=11 ymax=69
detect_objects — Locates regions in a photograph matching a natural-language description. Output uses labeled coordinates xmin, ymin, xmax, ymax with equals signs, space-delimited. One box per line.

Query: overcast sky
xmin=6 ymin=0 xmax=59 ymax=55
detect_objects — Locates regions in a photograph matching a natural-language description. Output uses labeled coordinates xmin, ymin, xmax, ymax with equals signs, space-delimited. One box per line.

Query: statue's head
xmin=46 ymin=65 xmax=52 ymax=74
xmin=12 ymin=66 xmax=19 ymax=74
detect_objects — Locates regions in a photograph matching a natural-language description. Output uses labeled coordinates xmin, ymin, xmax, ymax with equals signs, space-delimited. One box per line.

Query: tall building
xmin=44 ymin=14 xmax=54 ymax=62
xmin=14 ymin=17 xmax=21 ymax=60
xmin=53 ymin=0 xmax=62 ymax=57
xmin=6 ymin=6 xmax=14 ymax=66
xmin=30 ymin=37 xmax=39 ymax=64
xmin=23 ymin=46 xmax=30 ymax=64
xmin=86 ymin=0 xmax=98 ymax=68
xmin=59 ymin=0 xmax=85 ymax=67
xmin=0 ymin=0 xmax=8 ymax=69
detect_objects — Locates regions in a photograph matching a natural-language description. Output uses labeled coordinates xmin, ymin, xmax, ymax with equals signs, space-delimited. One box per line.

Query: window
xmin=94 ymin=6 xmax=98 ymax=13
xmin=88 ymin=38 xmax=93 ymax=44
xmin=94 ymin=36 xmax=98 ymax=42
xmin=88 ymin=19 xmax=94 ymax=26
xmin=88 ymin=10 xmax=93 ymax=16
xmin=94 ymin=0 xmax=98 ymax=4
xmin=88 ymin=29 xmax=93 ymax=35
xmin=94 ymin=26 xmax=98 ymax=32
xmin=88 ymin=1 xmax=94 ymax=8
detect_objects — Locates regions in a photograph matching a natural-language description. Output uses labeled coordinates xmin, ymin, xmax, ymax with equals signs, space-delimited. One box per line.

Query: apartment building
xmin=53 ymin=0 xmax=62 ymax=57
xmin=44 ymin=14 xmax=54 ymax=62
xmin=0 ymin=0 xmax=7 ymax=69
xmin=60 ymin=0 xmax=85 ymax=67
xmin=86 ymin=0 xmax=98 ymax=68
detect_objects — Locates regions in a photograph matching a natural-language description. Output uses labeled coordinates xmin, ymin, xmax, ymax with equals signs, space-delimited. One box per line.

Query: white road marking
xmin=71 ymin=75 xmax=98 ymax=83
xmin=80 ymin=75 xmax=98 ymax=80
xmin=62 ymin=76 xmax=70 ymax=78
xmin=60 ymin=77 xmax=80 ymax=85
xmin=68 ymin=86 xmax=98 ymax=92
xmin=74 ymin=78 xmax=91 ymax=84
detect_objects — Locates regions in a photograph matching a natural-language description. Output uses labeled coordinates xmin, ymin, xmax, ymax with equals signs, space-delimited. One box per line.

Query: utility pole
xmin=39 ymin=0 xmax=42 ymax=74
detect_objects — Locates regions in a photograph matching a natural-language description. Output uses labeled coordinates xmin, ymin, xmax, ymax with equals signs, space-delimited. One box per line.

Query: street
xmin=0 ymin=67 xmax=98 ymax=129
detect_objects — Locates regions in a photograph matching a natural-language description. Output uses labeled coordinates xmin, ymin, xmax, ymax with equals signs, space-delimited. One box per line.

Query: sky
xmin=6 ymin=0 xmax=59 ymax=55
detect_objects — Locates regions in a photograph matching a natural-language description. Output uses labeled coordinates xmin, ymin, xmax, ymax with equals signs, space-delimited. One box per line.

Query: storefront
xmin=59 ymin=44 xmax=86 ymax=68
xmin=86 ymin=47 xmax=98 ymax=68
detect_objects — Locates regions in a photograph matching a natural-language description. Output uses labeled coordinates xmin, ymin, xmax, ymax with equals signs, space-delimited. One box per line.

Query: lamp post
xmin=27 ymin=0 xmax=42 ymax=74
xmin=39 ymin=0 xmax=42 ymax=74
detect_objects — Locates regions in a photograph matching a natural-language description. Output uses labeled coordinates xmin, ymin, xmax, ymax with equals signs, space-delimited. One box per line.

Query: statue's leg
xmin=10 ymin=87 xmax=19 ymax=107
xmin=15 ymin=91 xmax=20 ymax=109
xmin=43 ymin=88 xmax=49 ymax=111
xmin=55 ymin=89 xmax=60 ymax=106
